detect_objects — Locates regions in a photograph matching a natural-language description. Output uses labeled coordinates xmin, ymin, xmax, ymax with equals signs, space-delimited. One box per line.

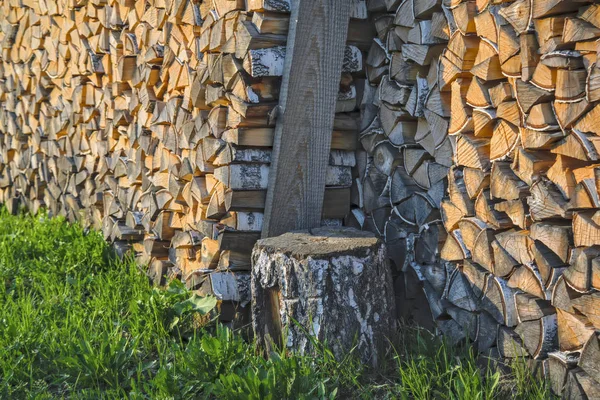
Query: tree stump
xmin=251 ymin=227 xmax=396 ymax=366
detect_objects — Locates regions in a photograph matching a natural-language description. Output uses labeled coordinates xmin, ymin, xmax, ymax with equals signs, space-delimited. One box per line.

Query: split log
xmin=545 ymin=351 xmax=580 ymax=396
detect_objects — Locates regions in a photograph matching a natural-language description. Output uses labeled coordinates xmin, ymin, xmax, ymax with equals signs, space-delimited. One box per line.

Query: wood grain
xmin=262 ymin=0 xmax=352 ymax=238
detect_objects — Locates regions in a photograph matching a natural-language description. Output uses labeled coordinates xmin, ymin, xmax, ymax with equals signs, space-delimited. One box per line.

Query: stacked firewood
xmin=5 ymin=0 xmax=600 ymax=393
xmin=0 ymin=0 xmax=370 ymax=324
xmin=351 ymin=0 xmax=452 ymax=328
xmin=357 ymin=0 xmax=600 ymax=397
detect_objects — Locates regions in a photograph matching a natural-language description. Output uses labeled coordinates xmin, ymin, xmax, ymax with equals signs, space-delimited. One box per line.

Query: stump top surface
xmin=255 ymin=227 xmax=380 ymax=258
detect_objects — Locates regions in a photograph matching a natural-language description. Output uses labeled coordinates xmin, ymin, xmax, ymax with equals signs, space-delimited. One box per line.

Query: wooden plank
xmin=228 ymin=188 xmax=351 ymax=218
xmin=262 ymin=0 xmax=352 ymax=238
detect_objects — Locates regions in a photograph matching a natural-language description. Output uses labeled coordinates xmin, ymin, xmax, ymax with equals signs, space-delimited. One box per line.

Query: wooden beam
xmin=262 ymin=0 xmax=352 ymax=238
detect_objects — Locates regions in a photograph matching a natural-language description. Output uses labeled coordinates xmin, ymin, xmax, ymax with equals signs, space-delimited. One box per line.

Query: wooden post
xmin=261 ymin=0 xmax=352 ymax=238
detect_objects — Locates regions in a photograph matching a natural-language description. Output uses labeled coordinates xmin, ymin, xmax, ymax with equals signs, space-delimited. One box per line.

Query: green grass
xmin=0 ymin=209 xmax=554 ymax=399
xmin=386 ymin=326 xmax=553 ymax=400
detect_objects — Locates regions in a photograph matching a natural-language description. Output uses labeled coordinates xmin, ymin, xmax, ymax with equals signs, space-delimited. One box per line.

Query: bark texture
xmin=252 ymin=227 xmax=395 ymax=365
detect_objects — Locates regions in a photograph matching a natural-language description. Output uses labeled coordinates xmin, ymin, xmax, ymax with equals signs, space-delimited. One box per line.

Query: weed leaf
xmin=173 ymin=294 xmax=217 ymax=316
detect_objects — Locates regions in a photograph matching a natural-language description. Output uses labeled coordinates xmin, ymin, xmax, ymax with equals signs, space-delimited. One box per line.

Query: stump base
xmin=251 ymin=227 xmax=396 ymax=365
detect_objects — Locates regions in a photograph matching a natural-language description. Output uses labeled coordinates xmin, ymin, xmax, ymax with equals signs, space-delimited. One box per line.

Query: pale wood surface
xmin=262 ymin=0 xmax=352 ymax=237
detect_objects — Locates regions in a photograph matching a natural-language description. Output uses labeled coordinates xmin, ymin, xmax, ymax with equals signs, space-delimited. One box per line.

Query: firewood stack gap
xmin=352 ymin=0 xmax=600 ymax=397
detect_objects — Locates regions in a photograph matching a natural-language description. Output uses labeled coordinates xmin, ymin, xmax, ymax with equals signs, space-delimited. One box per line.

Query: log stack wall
xmin=353 ymin=0 xmax=600 ymax=397
xmin=0 ymin=0 xmax=371 ymax=323
xmin=349 ymin=0 xmax=453 ymax=334
xmin=4 ymin=0 xmax=600 ymax=396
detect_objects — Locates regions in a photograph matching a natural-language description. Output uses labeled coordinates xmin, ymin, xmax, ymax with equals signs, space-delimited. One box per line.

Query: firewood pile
xmin=350 ymin=0 xmax=453 ymax=332
xmin=4 ymin=0 xmax=600 ymax=394
xmin=355 ymin=0 xmax=600 ymax=397
xmin=0 ymin=0 xmax=369 ymax=323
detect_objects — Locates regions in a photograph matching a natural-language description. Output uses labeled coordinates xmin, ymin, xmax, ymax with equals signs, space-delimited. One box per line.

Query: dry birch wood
xmin=0 ymin=0 xmax=371 ymax=328
xmin=545 ymin=351 xmax=580 ymax=396
xmin=252 ymin=228 xmax=395 ymax=364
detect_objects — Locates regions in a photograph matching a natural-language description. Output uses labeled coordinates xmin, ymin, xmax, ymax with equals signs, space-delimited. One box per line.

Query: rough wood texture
xmin=349 ymin=0 xmax=452 ymax=335
xmin=262 ymin=0 xmax=352 ymax=237
xmin=252 ymin=227 xmax=396 ymax=365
